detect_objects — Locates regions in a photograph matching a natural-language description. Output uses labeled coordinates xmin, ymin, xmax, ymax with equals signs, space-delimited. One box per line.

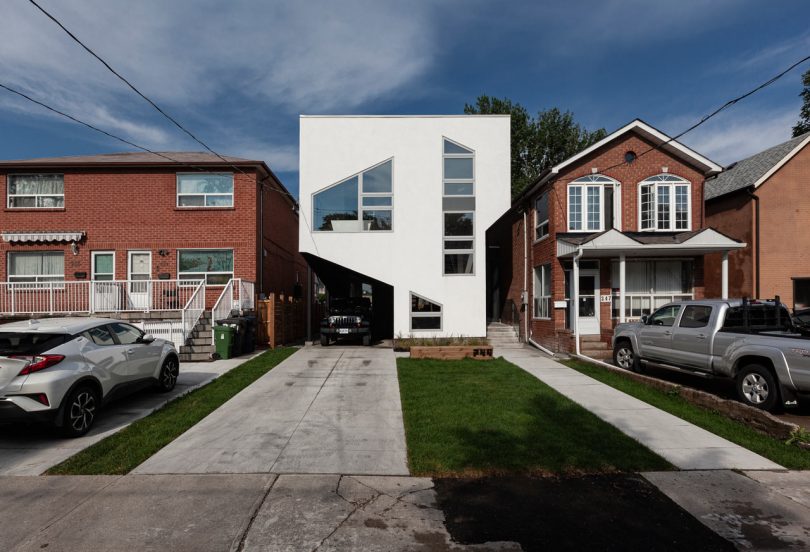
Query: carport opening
xmin=302 ymin=253 xmax=393 ymax=342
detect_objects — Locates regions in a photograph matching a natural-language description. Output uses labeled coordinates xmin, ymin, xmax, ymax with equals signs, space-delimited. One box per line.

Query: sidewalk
xmin=496 ymin=346 xmax=782 ymax=470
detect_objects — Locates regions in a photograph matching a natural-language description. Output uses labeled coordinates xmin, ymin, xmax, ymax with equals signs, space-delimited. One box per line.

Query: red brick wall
xmin=0 ymin=168 xmax=298 ymax=309
xmin=705 ymin=192 xmax=754 ymax=299
xmin=260 ymin=180 xmax=308 ymax=297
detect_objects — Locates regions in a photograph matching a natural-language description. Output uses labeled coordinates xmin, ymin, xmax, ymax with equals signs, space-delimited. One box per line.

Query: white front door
xmin=91 ymin=251 xmax=119 ymax=312
xmin=575 ymin=271 xmax=600 ymax=335
xmin=127 ymin=251 xmax=152 ymax=310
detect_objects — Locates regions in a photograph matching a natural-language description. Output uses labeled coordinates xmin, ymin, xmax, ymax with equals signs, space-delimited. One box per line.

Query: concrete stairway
xmin=179 ymin=312 xmax=214 ymax=362
xmin=486 ymin=322 xmax=524 ymax=349
xmin=579 ymin=334 xmax=613 ymax=361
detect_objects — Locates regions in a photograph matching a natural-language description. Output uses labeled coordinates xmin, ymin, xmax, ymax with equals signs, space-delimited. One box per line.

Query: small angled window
xmin=410 ymin=292 xmax=442 ymax=330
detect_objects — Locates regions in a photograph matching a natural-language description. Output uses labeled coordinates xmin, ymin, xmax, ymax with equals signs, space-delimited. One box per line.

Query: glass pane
xmin=9 ymin=197 xmax=36 ymax=208
xmin=177 ymin=174 xmax=233 ymax=194
xmin=657 ymin=186 xmax=670 ymax=230
xmin=362 ymin=196 xmax=392 ymax=207
xmin=444 ymin=157 xmax=473 ymax=180
xmin=362 ymin=210 xmax=392 ymax=231
xmin=579 ymin=297 xmax=595 ymax=316
xmin=444 ymin=212 xmax=473 ymax=237
xmin=9 ymin=175 xmax=63 ymax=195
xmin=542 ymin=265 xmax=551 ymax=295
xmin=38 ymin=196 xmax=64 ymax=208
xmin=579 ymin=275 xmax=595 ymax=296
xmin=535 ymin=194 xmax=548 ymax=224
xmin=88 ymin=326 xmax=115 ymax=346
xmin=207 ymin=273 xmax=233 ymax=285
xmin=795 ymin=279 xmax=810 ymax=310
xmin=94 ymin=254 xmax=114 ymax=274
xmin=444 ymin=182 xmax=474 ymax=196
xmin=178 ymin=195 xmax=205 ymax=206
xmin=205 ymin=195 xmax=233 ymax=207
xmin=444 ymin=253 xmax=473 ymax=274
xmin=313 ymin=177 xmax=359 ymax=231
xmin=362 ymin=161 xmax=392 ymax=194
xmin=411 ymin=294 xmax=441 ymax=313
xmin=569 ymin=187 xmax=582 ymax=230
xmin=443 ymin=140 xmax=473 ymax=154
xmin=178 ymin=250 xmax=233 ymax=273
xmin=411 ymin=316 xmax=441 ymax=330
xmin=641 ymin=185 xmax=654 ymax=229
xmin=680 ymin=305 xmax=712 ymax=328
xmin=109 ymin=323 xmax=142 ymax=345
xmin=675 ymin=185 xmax=689 ymax=229
xmin=9 ymin=252 xmax=64 ymax=276
xmin=444 ymin=240 xmax=473 ymax=250
xmin=587 ymin=186 xmax=601 ymax=230
xmin=649 ymin=305 xmax=681 ymax=326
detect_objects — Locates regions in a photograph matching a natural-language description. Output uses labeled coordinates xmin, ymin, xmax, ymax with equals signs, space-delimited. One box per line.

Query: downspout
xmin=522 ymin=208 xmax=529 ymax=342
xmin=573 ymin=245 xmax=583 ymax=356
xmin=259 ymin=180 xmax=264 ymax=298
xmin=747 ymin=188 xmax=760 ymax=298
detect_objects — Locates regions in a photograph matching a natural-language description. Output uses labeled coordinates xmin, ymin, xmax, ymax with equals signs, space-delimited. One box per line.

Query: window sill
xmin=4 ymin=208 xmax=66 ymax=213
xmin=532 ymin=234 xmax=550 ymax=245
xmin=174 ymin=207 xmax=235 ymax=212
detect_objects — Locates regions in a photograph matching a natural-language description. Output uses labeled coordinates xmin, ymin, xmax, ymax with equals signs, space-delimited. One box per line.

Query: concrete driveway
xmin=0 ymin=354 xmax=257 ymax=476
xmin=134 ymin=346 xmax=409 ymax=475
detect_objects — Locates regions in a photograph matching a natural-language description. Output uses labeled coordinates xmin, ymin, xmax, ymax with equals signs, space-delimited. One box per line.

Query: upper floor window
xmin=313 ymin=159 xmax=392 ymax=232
xmin=443 ymin=138 xmax=474 ymax=196
xmin=7 ymin=174 xmax=64 ymax=208
xmin=567 ymin=175 xmax=616 ymax=232
xmin=534 ymin=193 xmax=549 ymax=240
xmin=443 ymin=212 xmax=474 ymax=275
xmin=177 ymin=173 xmax=234 ymax=208
xmin=638 ymin=174 xmax=690 ymax=231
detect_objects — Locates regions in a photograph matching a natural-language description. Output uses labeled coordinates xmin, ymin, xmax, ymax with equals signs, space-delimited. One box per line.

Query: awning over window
xmin=2 ymin=231 xmax=85 ymax=243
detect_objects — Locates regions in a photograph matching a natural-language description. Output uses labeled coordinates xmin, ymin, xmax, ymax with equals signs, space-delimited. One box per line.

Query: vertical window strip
xmin=569 ymin=187 xmax=582 ymax=230
xmin=587 ymin=186 xmax=601 ymax=230
xmin=675 ymin=185 xmax=689 ymax=229
xmin=656 ymin=186 xmax=670 ymax=230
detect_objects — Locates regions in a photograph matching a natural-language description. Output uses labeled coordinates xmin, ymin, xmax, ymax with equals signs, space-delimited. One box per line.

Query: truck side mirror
xmin=640 ymin=315 xmax=649 ymax=325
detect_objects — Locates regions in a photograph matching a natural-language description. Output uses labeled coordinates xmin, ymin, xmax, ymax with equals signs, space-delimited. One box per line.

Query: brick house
xmin=490 ymin=120 xmax=745 ymax=358
xmin=0 ymin=152 xmax=305 ymax=359
xmin=704 ymin=131 xmax=810 ymax=309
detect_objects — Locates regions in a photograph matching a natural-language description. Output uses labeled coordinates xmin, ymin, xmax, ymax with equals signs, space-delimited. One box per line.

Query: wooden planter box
xmin=409 ymin=345 xmax=493 ymax=360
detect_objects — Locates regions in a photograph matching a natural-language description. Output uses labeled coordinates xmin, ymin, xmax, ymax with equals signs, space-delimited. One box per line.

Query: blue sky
xmin=1 ymin=0 xmax=809 ymax=198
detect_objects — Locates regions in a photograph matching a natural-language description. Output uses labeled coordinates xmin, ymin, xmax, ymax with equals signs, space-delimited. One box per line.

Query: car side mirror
xmin=140 ymin=333 xmax=155 ymax=344
xmin=640 ymin=315 xmax=649 ymax=325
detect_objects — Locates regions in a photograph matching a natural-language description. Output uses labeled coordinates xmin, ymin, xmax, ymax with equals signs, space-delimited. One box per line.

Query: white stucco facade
xmin=299 ymin=115 xmax=510 ymax=337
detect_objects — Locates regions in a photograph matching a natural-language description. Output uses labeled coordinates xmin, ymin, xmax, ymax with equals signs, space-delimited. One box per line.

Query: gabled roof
xmin=513 ymin=119 xmax=722 ymax=206
xmin=704 ymin=132 xmax=810 ymax=200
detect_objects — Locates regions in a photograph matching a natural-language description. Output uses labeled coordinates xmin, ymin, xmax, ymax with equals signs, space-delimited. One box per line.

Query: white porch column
xmin=619 ymin=254 xmax=626 ymax=324
xmin=573 ymin=251 xmax=581 ymax=355
xmin=721 ymin=251 xmax=729 ymax=299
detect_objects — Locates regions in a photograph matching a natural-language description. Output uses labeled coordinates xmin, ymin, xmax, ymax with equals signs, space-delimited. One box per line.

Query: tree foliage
xmin=793 ymin=68 xmax=810 ymax=137
xmin=464 ymin=95 xmax=607 ymax=197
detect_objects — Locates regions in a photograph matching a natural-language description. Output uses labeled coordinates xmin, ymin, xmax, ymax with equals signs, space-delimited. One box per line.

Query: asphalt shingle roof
xmin=0 ymin=151 xmax=260 ymax=166
xmin=705 ymin=132 xmax=810 ymax=200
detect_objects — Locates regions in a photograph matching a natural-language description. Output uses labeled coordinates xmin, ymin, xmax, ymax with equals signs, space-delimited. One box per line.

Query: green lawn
xmin=563 ymin=360 xmax=810 ymax=470
xmin=397 ymin=357 xmax=672 ymax=476
xmin=47 ymin=347 xmax=297 ymax=475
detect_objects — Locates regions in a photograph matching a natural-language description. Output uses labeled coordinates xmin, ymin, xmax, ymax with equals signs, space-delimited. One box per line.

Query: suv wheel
xmin=61 ymin=384 xmax=99 ymax=438
xmin=320 ymin=334 xmax=329 ymax=346
xmin=158 ymin=356 xmax=179 ymax=392
xmin=613 ymin=340 xmax=640 ymax=373
xmin=736 ymin=364 xmax=779 ymax=412
xmin=362 ymin=334 xmax=371 ymax=346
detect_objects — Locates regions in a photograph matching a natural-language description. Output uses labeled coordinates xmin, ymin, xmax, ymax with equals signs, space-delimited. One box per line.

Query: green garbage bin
xmin=214 ymin=325 xmax=235 ymax=360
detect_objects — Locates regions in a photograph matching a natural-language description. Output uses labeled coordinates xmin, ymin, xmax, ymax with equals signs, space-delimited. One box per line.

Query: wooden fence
xmin=257 ymin=294 xmax=322 ymax=348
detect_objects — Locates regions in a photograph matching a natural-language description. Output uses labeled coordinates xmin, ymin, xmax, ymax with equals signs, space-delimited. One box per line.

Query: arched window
xmin=638 ymin=174 xmax=691 ymax=231
xmin=567 ymin=175 xmax=618 ymax=232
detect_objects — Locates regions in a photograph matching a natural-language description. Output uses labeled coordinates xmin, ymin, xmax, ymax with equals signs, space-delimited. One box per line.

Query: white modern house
xmin=299 ymin=115 xmax=510 ymax=339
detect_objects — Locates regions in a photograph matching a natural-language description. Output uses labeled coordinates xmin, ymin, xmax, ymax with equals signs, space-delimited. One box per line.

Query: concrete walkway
xmin=497 ymin=346 xmax=783 ymax=470
xmin=134 ymin=346 xmax=409 ymax=475
xmin=0 ymin=352 xmax=259 ymax=476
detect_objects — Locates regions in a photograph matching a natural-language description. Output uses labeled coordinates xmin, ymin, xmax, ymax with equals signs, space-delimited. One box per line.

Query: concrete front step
xmin=179 ymin=352 xmax=213 ymax=362
xmin=580 ymin=335 xmax=605 ymax=343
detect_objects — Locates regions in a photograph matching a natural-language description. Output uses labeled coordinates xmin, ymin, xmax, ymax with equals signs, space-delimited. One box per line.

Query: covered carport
xmin=302 ymin=253 xmax=394 ymax=342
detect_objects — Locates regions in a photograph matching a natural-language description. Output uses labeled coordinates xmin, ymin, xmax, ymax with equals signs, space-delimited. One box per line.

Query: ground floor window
xmin=794 ymin=278 xmax=810 ymax=310
xmin=410 ymin=293 xmax=442 ymax=330
xmin=8 ymin=251 xmax=65 ymax=286
xmin=610 ymin=259 xmax=694 ymax=319
xmin=533 ymin=264 xmax=551 ymax=319
xmin=178 ymin=249 xmax=233 ymax=285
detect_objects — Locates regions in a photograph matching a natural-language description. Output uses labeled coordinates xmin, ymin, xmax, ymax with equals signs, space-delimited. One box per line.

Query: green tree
xmin=464 ymin=95 xmax=607 ymax=197
xmin=793 ymin=68 xmax=810 ymax=137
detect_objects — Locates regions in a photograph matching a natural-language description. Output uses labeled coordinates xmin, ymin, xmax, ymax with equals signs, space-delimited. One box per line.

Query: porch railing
xmin=181 ymin=279 xmax=206 ymax=344
xmin=210 ymin=278 xmax=256 ymax=345
xmin=0 ymin=279 xmax=204 ymax=316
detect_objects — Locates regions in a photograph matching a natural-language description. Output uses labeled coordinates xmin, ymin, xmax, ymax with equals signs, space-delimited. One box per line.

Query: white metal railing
xmin=181 ymin=279 xmax=206 ymax=344
xmin=611 ymin=293 xmax=694 ymax=320
xmin=134 ymin=320 xmax=186 ymax=349
xmin=0 ymin=279 xmax=204 ymax=316
xmin=210 ymin=278 xmax=256 ymax=345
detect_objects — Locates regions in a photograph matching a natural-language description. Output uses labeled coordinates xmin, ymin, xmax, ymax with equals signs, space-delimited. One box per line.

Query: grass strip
xmin=47 ymin=348 xmax=297 ymax=475
xmin=563 ymin=359 xmax=810 ymax=470
xmin=397 ymin=357 xmax=672 ymax=476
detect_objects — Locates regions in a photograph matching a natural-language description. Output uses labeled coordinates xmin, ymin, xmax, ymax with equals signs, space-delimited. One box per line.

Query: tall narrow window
xmin=443 ymin=139 xmax=474 ymax=196
xmin=638 ymin=174 xmax=691 ymax=231
xmin=313 ymin=159 xmax=393 ymax=232
xmin=410 ymin=293 xmax=442 ymax=330
xmin=533 ymin=264 xmax=551 ymax=319
xmin=7 ymin=175 xmax=64 ymax=208
xmin=443 ymin=138 xmax=475 ymax=275
xmin=443 ymin=212 xmax=474 ymax=274
xmin=567 ymin=175 xmax=617 ymax=232
xmin=534 ymin=193 xmax=549 ymax=240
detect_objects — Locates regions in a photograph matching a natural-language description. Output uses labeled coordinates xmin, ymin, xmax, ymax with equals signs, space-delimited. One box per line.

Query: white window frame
xmin=637 ymin=174 xmax=692 ymax=231
xmin=312 ymin=159 xmax=394 ymax=232
xmin=442 ymin=137 xmax=475 ymax=197
xmin=410 ymin=292 xmax=443 ymax=331
xmin=176 ymin=173 xmax=234 ymax=208
xmin=567 ymin=175 xmax=618 ymax=232
xmin=533 ymin=264 xmax=551 ymax=319
xmin=7 ymin=251 xmax=66 ymax=289
xmin=91 ymin=251 xmax=115 ymax=281
xmin=7 ymin=174 xmax=65 ymax=209
xmin=534 ymin=193 xmax=549 ymax=241
xmin=177 ymin=248 xmax=233 ymax=287
xmin=442 ymin=211 xmax=475 ymax=276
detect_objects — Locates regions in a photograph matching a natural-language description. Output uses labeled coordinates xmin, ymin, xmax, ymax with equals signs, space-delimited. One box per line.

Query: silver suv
xmin=0 ymin=317 xmax=179 ymax=437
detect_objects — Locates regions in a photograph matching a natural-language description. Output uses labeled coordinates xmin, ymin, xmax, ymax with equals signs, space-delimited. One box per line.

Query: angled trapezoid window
xmin=313 ymin=159 xmax=393 ymax=232
xmin=410 ymin=292 xmax=442 ymax=331
xmin=443 ymin=138 xmax=474 ymax=196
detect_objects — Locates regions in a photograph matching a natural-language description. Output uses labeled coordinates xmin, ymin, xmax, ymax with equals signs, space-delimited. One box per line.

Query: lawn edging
xmin=570 ymin=354 xmax=800 ymax=441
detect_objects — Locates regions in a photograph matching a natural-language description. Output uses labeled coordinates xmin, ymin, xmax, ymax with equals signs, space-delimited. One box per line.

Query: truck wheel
xmin=320 ymin=334 xmax=329 ymax=347
xmin=613 ymin=340 xmax=640 ymax=373
xmin=362 ymin=334 xmax=371 ymax=346
xmin=736 ymin=364 xmax=779 ymax=412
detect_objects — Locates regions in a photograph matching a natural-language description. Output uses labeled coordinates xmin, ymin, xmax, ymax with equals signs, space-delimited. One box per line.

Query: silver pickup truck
xmin=612 ymin=299 xmax=810 ymax=412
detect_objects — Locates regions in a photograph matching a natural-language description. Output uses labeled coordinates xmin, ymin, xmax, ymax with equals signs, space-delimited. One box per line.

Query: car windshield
xmin=0 ymin=332 xmax=68 ymax=356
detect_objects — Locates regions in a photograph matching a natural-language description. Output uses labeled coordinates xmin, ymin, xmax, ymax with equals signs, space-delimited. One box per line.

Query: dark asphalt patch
xmin=435 ymin=474 xmax=735 ymax=552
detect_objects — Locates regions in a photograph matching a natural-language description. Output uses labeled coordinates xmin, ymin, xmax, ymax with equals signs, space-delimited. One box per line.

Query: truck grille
xmin=332 ymin=316 xmax=358 ymax=328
